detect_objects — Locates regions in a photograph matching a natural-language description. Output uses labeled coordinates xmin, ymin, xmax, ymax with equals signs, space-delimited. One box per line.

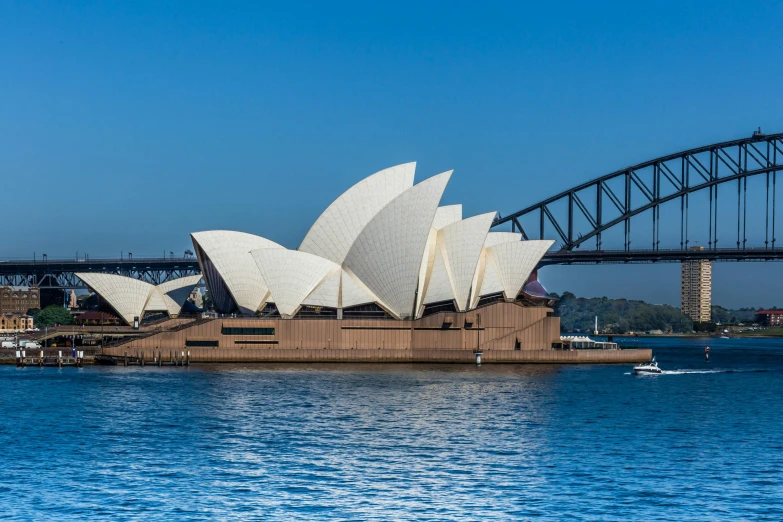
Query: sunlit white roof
xmin=180 ymin=164 xmax=556 ymax=320
xmin=344 ymin=171 xmax=451 ymax=318
xmin=191 ymin=230 xmax=283 ymax=315
xmin=299 ymin=163 xmax=416 ymax=265
xmin=470 ymin=232 xmax=523 ymax=308
xmin=421 ymin=212 xmax=495 ymax=311
xmin=251 ymin=249 xmax=339 ymax=318
xmin=483 ymin=232 xmax=522 ymax=248
xmin=438 ymin=212 xmax=496 ymax=310
xmin=301 ymin=267 xmax=341 ymax=308
xmin=76 ymin=273 xmax=204 ymax=323
xmin=144 ymin=287 xmax=168 ymax=312
xmin=75 ymin=273 xmax=154 ymax=325
xmin=431 ymin=204 xmax=463 ymax=230
xmin=489 ymin=240 xmax=554 ymax=300
xmin=340 ymin=267 xmax=384 ymax=308
xmin=156 ymin=275 xmax=203 ymax=317
xmin=415 ymin=205 xmax=463 ymax=314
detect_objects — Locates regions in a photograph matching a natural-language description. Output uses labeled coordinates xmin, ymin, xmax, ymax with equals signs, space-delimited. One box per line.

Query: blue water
xmin=1 ymin=338 xmax=782 ymax=520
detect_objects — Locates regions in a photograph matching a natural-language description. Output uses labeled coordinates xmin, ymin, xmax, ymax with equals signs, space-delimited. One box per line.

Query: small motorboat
xmin=633 ymin=357 xmax=662 ymax=375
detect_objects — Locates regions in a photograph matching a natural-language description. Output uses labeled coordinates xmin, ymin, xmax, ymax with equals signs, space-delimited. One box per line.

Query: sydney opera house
xmin=81 ymin=164 xmax=646 ymax=363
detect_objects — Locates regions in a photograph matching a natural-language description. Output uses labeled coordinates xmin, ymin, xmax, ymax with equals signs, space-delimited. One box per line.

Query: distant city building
xmin=189 ymin=287 xmax=204 ymax=308
xmin=0 ymin=313 xmax=34 ymax=331
xmin=681 ymin=247 xmax=712 ymax=323
xmin=68 ymin=290 xmax=78 ymax=309
xmin=0 ymin=286 xmax=40 ymax=315
xmin=755 ymin=310 xmax=783 ymax=326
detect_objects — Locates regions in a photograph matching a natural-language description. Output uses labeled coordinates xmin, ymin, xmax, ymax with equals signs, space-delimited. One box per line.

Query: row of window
xmin=185 ymin=340 xmax=219 ymax=347
xmin=221 ymin=327 xmax=275 ymax=335
xmin=1 ymin=293 xmax=37 ymax=298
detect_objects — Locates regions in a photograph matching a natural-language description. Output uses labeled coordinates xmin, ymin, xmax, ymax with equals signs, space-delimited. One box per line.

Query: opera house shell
xmin=90 ymin=163 xmax=651 ymax=364
xmin=190 ymin=164 xmax=554 ymax=321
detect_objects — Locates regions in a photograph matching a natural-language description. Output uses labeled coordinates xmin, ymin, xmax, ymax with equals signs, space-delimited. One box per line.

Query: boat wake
xmin=663 ymin=368 xmax=771 ymax=375
xmin=625 ymin=368 xmax=773 ymax=376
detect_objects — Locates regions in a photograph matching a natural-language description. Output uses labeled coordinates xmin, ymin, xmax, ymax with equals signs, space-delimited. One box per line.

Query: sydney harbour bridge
xmin=2 ymin=130 xmax=782 ymax=290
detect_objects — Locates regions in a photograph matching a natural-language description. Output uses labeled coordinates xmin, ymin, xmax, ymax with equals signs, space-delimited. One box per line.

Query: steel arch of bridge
xmin=493 ymin=131 xmax=783 ymax=255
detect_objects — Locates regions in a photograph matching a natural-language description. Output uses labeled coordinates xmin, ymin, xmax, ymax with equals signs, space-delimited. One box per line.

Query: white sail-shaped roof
xmin=251 ymin=249 xmax=339 ymax=318
xmin=421 ymin=212 xmax=495 ymax=310
xmin=144 ymin=288 xmax=168 ymax=312
xmin=431 ymin=205 xmax=463 ymax=230
xmin=156 ymin=275 xmax=203 ymax=317
xmin=415 ymin=205 xmax=463 ymax=315
xmin=75 ymin=273 xmax=154 ymax=325
xmin=299 ymin=163 xmax=416 ymax=265
xmin=438 ymin=212 xmax=496 ymax=310
xmin=301 ymin=267 xmax=341 ymax=308
xmin=191 ymin=230 xmax=283 ymax=315
xmin=340 ymin=268 xmax=384 ymax=308
xmin=489 ymin=240 xmax=554 ymax=299
xmin=484 ymin=232 xmax=522 ymax=248
xmin=475 ymin=254 xmax=504 ymax=298
xmin=344 ymin=171 xmax=452 ymax=319
xmin=470 ymin=232 xmax=523 ymax=308
xmin=421 ymin=246 xmax=453 ymax=305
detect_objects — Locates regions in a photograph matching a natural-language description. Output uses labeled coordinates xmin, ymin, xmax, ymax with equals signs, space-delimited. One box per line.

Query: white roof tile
xmin=251 ymin=249 xmax=339 ymax=318
xmin=344 ymin=171 xmax=451 ymax=319
xmin=299 ymin=163 xmax=415 ymax=264
xmin=191 ymin=230 xmax=283 ymax=315
xmin=75 ymin=273 xmax=154 ymax=325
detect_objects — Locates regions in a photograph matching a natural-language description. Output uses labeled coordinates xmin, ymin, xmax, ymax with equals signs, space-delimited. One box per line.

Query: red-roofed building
xmin=75 ymin=311 xmax=121 ymax=326
xmin=755 ymin=310 xmax=783 ymax=326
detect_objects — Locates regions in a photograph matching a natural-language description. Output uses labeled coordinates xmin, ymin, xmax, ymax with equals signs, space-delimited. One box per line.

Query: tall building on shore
xmin=681 ymin=247 xmax=712 ymax=322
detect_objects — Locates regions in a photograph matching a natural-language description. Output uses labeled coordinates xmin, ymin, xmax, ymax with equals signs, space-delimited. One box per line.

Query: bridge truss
xmin=0 ymin=258 xmax=201 ymax=289
xmin=493 ymin=131 xmax=783 ymax=261
xmin=3 ymin=131 xmax=783 ymax=288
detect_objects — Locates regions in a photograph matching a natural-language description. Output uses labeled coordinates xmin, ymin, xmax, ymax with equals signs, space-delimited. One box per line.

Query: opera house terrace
xmin=77 ymin=163 xmax=649 ymax=364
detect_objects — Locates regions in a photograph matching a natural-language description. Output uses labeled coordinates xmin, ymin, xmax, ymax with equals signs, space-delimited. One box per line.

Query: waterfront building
xmin=0 ymin=313 xmax=34 ymax=331
xmin=681 ymin=247 xmax=712 ymax=322
xmin=755 ymin=310 xmax=783 ymax=326
xmin=0 ymin=286 xmax=40 ymax=315
xmin=75 ymin=311 xmax=122 ymax=327
xmin=79 ymin=164 xmax=648 ymax=363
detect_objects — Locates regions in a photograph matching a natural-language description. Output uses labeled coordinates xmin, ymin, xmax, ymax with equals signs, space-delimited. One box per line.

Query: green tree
xmin=26 ymin=308 xmax=41 ymax=320
xmin=553 ymin=293 xmax=693 ymax=333
xmin=711 ymin=306 xmax=730 ymax=323
xmin=35 ymin=305 xmax=75 ymax=328
xmin=201 ymin=290 xmax=213 ymax=311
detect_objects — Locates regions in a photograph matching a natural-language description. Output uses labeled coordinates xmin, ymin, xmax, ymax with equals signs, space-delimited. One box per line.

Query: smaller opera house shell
xmin=96 ymin=164 xmax=588 ymax=363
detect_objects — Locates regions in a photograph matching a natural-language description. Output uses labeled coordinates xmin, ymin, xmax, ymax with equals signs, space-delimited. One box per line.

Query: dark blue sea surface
xmin=1 ymin=337 xmax=782 ymax=520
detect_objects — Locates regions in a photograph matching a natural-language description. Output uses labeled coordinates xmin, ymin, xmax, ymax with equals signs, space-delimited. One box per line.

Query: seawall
xmin=105 ymin=347 xmax=652 ymax=364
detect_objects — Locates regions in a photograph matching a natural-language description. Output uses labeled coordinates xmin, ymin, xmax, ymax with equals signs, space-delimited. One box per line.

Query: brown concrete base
xmin=106 ymin=347 xmax=652 ymax=364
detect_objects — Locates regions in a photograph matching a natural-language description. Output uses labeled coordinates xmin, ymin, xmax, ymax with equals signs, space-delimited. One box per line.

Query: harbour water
xmin=1 ymin=337 xmax=782 ymax=520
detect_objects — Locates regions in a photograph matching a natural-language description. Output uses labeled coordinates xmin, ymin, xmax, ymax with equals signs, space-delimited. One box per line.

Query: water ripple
xmin=1 ymin=339 xmax=782 ymax=520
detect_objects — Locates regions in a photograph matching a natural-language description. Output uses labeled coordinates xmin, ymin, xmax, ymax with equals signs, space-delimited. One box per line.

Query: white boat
xmin=633 ymin=358 xmax=662 ymax=375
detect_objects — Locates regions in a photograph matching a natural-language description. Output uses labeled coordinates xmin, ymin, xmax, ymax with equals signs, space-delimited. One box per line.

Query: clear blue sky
xmin=2 ymin=1 xmax=782 ymax=307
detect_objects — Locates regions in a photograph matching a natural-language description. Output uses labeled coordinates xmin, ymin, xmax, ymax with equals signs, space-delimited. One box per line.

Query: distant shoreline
xmin=572 ymin=333 xmax=783 ymax=339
